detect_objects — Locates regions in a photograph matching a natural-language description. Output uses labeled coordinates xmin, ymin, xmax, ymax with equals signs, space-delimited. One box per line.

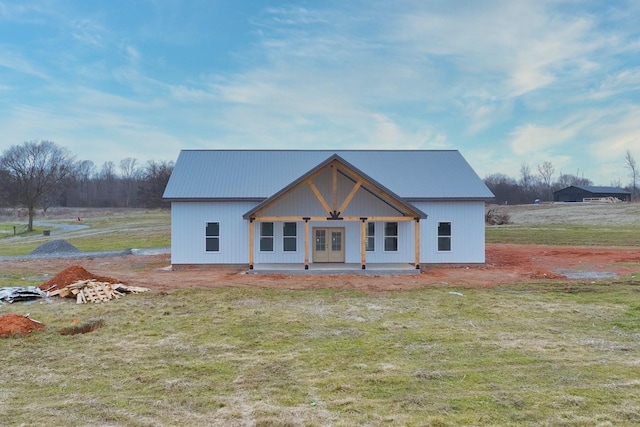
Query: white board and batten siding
xmin=415 ymin=200 xmax=486 ymax=264
xmin=171 ymin=201 xmax=255 ymax=265
xmin=171 ymin=200 xmax=486 ymax=265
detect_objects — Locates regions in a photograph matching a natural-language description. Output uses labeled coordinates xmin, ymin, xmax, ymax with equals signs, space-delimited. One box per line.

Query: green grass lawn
xmin=2 ymin=208 xmax=640 ymax=425
xmin=2 ymin=280 xmax=640 ymax=426
xmin=0 ymin=209 xmax=170 ymax=256
xmin=486 ymin=224 xmax=640 ymax=246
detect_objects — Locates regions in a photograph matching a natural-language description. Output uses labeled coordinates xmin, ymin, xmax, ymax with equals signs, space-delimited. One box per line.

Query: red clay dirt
xmin=0 ymin=314 xmax=46 ymax=337
xmin=39 ymin=265 xmax=123 ymax=292
xmin=2 ymin=243 xmax=639 ymax=294
xmin=5 ymin=243 xmax=635 ymax=337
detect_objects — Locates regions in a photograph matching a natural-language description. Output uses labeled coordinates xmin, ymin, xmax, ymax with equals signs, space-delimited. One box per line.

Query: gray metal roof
xmin=572 ymin=185 xmax=631 ymax=195
xmin=242 ymin=153 xmax=428 ymax=219
xmin=163 ymin=149 xmax=494 ymax=200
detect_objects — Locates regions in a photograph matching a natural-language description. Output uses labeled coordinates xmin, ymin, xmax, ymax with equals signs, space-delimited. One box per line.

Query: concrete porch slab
xmin=250 ymin=263 xmax=420 ymax=275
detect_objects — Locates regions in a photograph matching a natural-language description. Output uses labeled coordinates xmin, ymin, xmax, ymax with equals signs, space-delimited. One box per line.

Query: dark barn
xmin=553 ymin=185 xmax=631 ymax=202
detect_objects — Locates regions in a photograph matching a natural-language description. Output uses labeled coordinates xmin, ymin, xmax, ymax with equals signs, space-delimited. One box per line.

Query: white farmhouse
xmin=162 ymin=150 xmax=494 ymax=271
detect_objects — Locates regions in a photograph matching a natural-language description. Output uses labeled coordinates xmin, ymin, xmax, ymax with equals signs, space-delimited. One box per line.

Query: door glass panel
xmin=331 ymin=230 xmax=342 ymax=251
xmin=315 ymin=230 xmax=326 ymax=251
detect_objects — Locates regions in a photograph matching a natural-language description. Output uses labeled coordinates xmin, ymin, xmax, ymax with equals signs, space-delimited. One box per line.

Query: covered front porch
xmin=243 ymin=154 xmax=427 ymax=271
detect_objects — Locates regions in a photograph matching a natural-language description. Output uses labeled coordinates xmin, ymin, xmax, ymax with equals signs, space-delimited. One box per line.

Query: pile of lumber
xmin=46 ymin=279 xmax=149 ymax=304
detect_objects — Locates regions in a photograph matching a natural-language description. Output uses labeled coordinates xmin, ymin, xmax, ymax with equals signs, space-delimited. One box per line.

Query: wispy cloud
xmin=590 ymin=67 xmax=640 ymax=100
xmin=509 ymin=124 xmax=577 ymax=155
xmin=1 ymin=0 xmax=639 ymax=186
xmin=589 ymin=106 xmax=640 ymax=159
xmin=71 ymin=18 xmax=106 ymax=47
xmin=0 ymin=48 xmax=49 ymax=79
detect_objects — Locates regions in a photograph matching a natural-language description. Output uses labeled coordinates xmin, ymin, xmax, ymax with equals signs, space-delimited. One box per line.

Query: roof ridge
xmin=178 ymin=148 xmax=459 ymax=153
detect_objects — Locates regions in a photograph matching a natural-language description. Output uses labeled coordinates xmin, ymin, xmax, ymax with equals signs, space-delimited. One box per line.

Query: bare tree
xmin=74 ymin=160 xmax=96 ymax=206
xmin=484 ymin=173 xmax=519 ymax=205
xmin=96 ymin=161 xmax=117 ymax=206
xmin=519 ymin=162 xmax=532 ymax=191
xmin=100 ymin=161 xmax=116 ymax=180
xmin=537 ymin=161 xmax=555 ymax=202
xmin=625 ymin=150 xmax=638 ymax=200
xmin=139 ymin=160 xmax=174 ymax=208
xmin=119 ymin=157 xmax=140 ymax=207
xmin=557 ymin=173 xmax=592 ymax=188
xmin=0 ymin=140 xmax=76 ymax=231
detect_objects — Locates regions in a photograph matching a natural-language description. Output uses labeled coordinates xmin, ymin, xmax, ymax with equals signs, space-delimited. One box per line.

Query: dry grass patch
xmin=3 ymin=283 xmax=640 ymax=426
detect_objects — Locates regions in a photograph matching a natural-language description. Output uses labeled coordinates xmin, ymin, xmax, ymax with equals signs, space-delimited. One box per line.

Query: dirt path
xmin=2 ymin=244 xmax=639 ymax=292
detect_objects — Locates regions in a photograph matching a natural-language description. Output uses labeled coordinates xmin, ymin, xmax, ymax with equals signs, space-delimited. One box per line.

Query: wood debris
xmin=47 ymin=279 xmax=149 ymax=304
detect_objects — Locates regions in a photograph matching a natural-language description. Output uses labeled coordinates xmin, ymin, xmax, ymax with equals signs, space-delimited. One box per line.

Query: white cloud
xmin=589 ymin=106 xmax=640 ymax=161
xmin=262 ymin=6 xmax=329 ymax=26
xmin=0 ymin=48 xmax=49 ymax=79
xmin=125 ymin=45 xmax=140 ymax=63
xmin=590 ymin=67 xmax=640 ymax=100
xmin=387 ymin=0 xmax=620 ymax=102
xmin=509 ymin=124 xmax=576 ymax=155
xmin=71 ymin=18 xmax=106 ymax=47
xmin=1 ymin=0 xmax=640 ymax=188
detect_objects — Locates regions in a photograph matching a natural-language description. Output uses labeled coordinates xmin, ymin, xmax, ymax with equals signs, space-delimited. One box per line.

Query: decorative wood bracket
xmin=327 ymin=210 xmax=342 ymax=220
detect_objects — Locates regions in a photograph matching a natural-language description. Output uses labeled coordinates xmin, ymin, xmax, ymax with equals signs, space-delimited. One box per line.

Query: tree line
xmin=1 ymin=140 xmax=638 ymax=231
xmin=0 ymin=141 xmax=174 ymax=231
xmin=483 ymin=150 xmax=639 ymax=205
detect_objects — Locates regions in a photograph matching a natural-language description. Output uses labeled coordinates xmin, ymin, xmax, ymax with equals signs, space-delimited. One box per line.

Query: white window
xmin=366 ymin=222 xmax=375 ymax=251
xmin=260 ymin=222 xmax=274 ymax=252
xmin=283 ymin=222 xmax=297 ymax=251
xmin=438 ymin=222 xmax=451 ymax=251
xmin=384 ymin=222 xmax=398 ymax=252
xmin=205 ymin=222 xmax=219 ymax=252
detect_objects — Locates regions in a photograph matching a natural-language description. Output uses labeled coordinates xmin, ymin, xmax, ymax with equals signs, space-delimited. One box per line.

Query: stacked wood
xmin=39 ymin=265 xmax=123 ymax=293
xmin=47 ymin=279 xmax=149 ymax=304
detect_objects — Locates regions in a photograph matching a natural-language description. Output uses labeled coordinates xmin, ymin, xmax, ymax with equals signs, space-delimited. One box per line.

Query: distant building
xmin=553 ymin=185 xmax=631 ymax=202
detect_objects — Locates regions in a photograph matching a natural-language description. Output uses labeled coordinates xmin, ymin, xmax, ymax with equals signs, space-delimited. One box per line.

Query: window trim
xmin=437 ymin=221 xmax=452 ymax=252
xmin=260 ymin=222 xmax=274 ymax=252
xmin=283 ymin=222 xmax=297 ymax=252
xmin=366 ymin=222 xmax=375 ymax=252
xmin=383 ymin=221 xmax=398 ymax=252
xmin=205 ymin=221 xmax=220 ymax=252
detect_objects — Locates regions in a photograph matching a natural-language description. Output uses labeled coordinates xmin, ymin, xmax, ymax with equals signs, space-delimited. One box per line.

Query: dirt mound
xmin=39 ymin=265 xmax=124 ymax=292
xmin=0 ymin=314 xmax=46 ymax=337
xmin=30 ymin=239 xmax=80 ymax=255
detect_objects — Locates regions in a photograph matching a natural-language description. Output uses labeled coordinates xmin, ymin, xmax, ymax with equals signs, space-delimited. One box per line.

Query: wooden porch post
xmin=303 ymin=217 xmax=310 ymax=269
xmin=249 ymin=218 xmax=254 ymax=269
xmin=360 ymin=217 xmax=367 ymax=269
xmin=414 ymin=218 xmax=420 ymax=269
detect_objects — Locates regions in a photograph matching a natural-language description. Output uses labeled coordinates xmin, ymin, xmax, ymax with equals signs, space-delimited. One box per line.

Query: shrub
xmin=486 ymin=209 xmax=511 ymax=225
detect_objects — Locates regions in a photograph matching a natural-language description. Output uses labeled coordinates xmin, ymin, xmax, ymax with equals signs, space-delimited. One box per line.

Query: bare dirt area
xmin=1 ymin=203 xmax=639 ymax=293
xmin=1 ymin=243 xmax=639 ymax=293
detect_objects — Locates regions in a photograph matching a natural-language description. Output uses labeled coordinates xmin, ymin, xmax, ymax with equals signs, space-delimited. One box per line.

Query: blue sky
xmin=1 ymin=1 xmax=639 ymax=186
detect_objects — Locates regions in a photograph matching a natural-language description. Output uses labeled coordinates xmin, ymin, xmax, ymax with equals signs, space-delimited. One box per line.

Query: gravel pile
xmin=30 ymin=239 xmax=81 ymax=255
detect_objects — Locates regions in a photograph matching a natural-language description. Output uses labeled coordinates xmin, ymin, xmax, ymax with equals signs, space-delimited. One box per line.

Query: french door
xmin=313 ymin=227 xmax=345 ymax=263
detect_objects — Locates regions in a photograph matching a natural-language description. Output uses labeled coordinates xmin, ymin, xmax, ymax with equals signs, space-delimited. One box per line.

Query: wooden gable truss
xmin=243 ymin=154 xmax=427 ymax=270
